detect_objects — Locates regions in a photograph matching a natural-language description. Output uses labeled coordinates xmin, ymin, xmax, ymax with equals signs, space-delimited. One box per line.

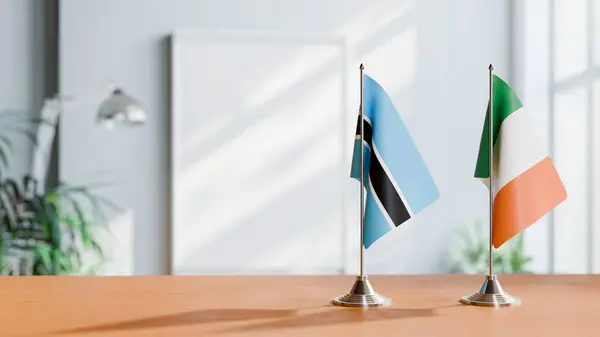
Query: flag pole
xmin=459 ymin=64 xmax=521 ymax=307
xmin=488 ymin=64 xmax=494 ymax=278
xmin=331 ymin=63 xmax=390 ymax=308
xmin=359 ymin=63 xmax=365 ymax=278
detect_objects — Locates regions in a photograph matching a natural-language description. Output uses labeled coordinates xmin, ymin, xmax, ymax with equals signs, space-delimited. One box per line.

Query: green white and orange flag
xmin=474 ymin=74 xmax=567 ymax=248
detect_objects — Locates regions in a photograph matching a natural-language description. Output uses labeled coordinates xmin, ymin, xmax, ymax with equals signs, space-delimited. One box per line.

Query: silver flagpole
xmin=331 ymin=63 xmax=390 ymax=308
xmin=460 ymin=64 xmax=520 ymax=307
xmin=360 ymin=63 xmax=365 ymax=277
xmin=488 ymin=64 xmax=494 ymax=278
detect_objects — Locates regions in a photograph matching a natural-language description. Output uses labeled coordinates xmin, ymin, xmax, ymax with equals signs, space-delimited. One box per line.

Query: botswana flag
xmin=351 ymin=74 xmax=439 ymax=248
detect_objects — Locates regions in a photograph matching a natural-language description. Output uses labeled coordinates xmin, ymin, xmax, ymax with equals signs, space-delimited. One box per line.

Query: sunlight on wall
xmin=243 ymin=44 xmax=344 ymax=112
xmin=361 ymin=27 xmax=417 ymax=94
xmin=337 ymin=0 xmax=414 ymax=47
xmin=177 ymin=78 xmax=342 ymax=266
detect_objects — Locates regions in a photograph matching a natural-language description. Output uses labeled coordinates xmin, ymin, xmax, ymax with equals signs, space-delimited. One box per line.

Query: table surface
xmin=1 ymin=275 xmax=598 ymax=337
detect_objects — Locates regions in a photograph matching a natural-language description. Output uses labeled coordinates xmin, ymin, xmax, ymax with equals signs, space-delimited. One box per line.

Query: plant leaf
xmin=0 ymin=188 xmax=17 ymax=228
xmin=34 ymin=244 xmax=53 ymax=275
xmin=0 ymin=135 xmax=14 ymax=171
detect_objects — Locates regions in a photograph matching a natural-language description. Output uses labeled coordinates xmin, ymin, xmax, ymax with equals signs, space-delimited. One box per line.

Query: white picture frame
xmin=170 ymin=30 xmax=355 ymax=275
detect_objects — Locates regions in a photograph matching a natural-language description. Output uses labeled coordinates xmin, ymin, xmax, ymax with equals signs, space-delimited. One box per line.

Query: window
xmin=515 ymin=0 xmax=599 ymax=273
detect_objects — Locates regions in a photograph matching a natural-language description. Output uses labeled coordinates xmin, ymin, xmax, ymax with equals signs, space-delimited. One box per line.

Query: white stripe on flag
xmin=494 ymin=107 xmax=548 ymax=197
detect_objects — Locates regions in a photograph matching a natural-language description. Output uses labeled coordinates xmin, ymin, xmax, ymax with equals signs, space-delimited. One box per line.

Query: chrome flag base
xmin=331 ymin=275 xmax=391 ymax=308
xmin=460 ymin=275 xmax=521 ymax=307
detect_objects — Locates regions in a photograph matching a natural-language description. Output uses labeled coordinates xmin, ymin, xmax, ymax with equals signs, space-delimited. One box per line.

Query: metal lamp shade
xmin=96 ymin=89 xmax=147 ymax=128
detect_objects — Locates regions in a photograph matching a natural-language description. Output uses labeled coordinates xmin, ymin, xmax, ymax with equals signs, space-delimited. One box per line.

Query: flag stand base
xmin=460 ymin=275 xmax=521 ymax=307
xmin=331 ymin=275 xmax=391 ymax=308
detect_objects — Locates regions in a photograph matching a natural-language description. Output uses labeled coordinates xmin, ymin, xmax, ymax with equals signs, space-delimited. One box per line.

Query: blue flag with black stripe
xmin=351 ymin=74 xmax=439 ymax=248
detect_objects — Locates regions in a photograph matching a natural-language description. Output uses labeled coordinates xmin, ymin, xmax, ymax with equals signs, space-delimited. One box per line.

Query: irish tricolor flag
xmin=474 ymin=74 xmax=567 ymax=248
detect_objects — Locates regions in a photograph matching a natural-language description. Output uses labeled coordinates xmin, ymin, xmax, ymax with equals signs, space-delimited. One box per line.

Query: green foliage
xmin=0 ymin=177 xmax=119 ymax=275
xmin=452 ymin=219 xmax=532 ymax=274
xmin=0 ymin=109 xmax=119 ymax=275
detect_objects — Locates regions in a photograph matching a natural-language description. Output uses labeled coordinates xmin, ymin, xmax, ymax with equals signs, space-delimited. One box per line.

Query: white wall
xmin=0 ymin=0 xmax=48 ymax=178
xmin=59 ymin=0 xmax=511 ymax=275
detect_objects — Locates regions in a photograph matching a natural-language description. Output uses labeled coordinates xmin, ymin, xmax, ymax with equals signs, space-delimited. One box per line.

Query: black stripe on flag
xmin=355 ymin=115 xmax=411 ymax=227
xmin=369 ymin=154 xmax=411 ymax=227
xmin=355 ymin=115 xmax=373 ymax=146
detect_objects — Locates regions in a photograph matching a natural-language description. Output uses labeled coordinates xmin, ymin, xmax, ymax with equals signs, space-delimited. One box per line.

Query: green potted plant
xmin=0 ymin=110 xmax=118 ymax=275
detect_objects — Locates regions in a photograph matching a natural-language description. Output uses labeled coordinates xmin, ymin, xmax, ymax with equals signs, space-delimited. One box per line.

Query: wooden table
xmin=1 ymin=275 xmax=598 ymax=336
